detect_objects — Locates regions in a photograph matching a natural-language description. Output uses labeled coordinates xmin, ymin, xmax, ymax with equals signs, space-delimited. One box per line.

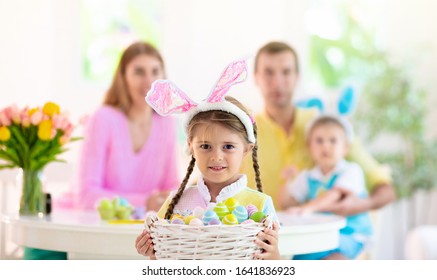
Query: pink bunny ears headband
xmin=145 ymin=59 xmax=256 ymax=143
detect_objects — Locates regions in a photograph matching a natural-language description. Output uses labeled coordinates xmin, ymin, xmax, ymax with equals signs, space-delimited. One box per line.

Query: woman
xmin=27 ymin=42 xmax=178 ymax=260
xmin=76 ymin=41 xmax=179 ymax=210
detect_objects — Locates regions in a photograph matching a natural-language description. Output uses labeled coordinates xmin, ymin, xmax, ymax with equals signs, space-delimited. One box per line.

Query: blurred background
xmin=0 ymin=0 xmax=436 ymax=259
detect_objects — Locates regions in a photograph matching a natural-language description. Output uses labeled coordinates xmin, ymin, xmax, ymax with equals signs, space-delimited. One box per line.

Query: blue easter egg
xmin=202 ymin=210 xmax=219 ymax=225
xmin=119 ymin=197 xmax=129 ymax=207
xmin=232 ymin=205 xmax=249 ymax=223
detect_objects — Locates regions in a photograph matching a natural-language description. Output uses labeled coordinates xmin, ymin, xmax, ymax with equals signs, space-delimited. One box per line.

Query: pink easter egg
xmin=189 ymin=218 xmax=204 ymax=226
xmin=246 ymin=204 xmax=258 ymax=217
xmin=192 ymin=207 xmax=205 ymax=219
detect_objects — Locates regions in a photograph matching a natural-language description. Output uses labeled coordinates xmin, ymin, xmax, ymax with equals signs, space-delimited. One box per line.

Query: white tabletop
xmin=2 ymin=210 xmax=345 ymax=259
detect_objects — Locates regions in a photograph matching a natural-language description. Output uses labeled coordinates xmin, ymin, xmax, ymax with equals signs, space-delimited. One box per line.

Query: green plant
xmin=308 ymin=6 xmax=437 ymax=198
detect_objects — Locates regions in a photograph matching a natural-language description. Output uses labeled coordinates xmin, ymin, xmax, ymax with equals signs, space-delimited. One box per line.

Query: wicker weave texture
xmin=149 ymin=222 xmax=265 ymax=260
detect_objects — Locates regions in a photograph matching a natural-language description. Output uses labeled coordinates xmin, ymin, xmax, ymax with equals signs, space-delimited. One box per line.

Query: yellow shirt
xmin=241 ymin=108 xmax=392 ymax=209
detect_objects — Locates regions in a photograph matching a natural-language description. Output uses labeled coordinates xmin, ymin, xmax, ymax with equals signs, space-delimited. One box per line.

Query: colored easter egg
xmin=246 ymin=204 xmax=258 ymax=217
xmin=222 ymin=214 xmax=239 ymax=225
xmin=132 ymin=207 xmax=146 ymax=220
xmin=188 ymin=218 xmax=204 ymax=226
xmin=249 ymin=211 xmax=266 ymax=223
xmin=115 ymin=206 xmax=132 ymax=220
xmin=232 ymin=205 xmax=249 ymax=223
xmin=171 ymin=218 xmax=185 ymax=225
xmin=208 ymin=218 xmax=221 ymax=225
xmin=97 ymin=199 xmax=115 ymax=220
xmin=119 ymin=197 xmax=130 ymax=207
xmin=202 ymin=210 xmax=219 ymax=224
xmin=192 ymin=207 xmax=205 ymax=219
xmin=99 ymin=199 xmax=113 ymax=210
xmin=184 ymin=215 xmax=196 ymax=225
xmin=213 ymin=203 xmax=230 ymax=220
xmin=112 ymin=196 xmax=120 ymax=208
xmin=224 ymin=197 xmax=240 ymax=212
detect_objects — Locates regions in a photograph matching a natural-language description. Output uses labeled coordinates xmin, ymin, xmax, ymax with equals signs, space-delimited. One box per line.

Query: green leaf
xmin=0 ymin=164 xmax=16 ymax=169
xmin=0 ymin=149 xmax=21 ymax=167
xmin=10 ymin=126 xmax=29 ymax=153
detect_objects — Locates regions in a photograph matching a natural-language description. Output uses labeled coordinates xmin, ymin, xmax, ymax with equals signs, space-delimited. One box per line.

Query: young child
xmin=283 ymin=115 xmax=373 ymax=260
xmin=135 ymin=60 xmax=280 ymax=260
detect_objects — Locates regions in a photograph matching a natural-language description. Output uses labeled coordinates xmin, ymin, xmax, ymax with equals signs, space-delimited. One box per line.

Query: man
xmin=242 ymin=41 xmax=396 ymax=216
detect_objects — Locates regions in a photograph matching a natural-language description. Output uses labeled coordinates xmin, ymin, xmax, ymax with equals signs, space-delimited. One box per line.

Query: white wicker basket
xmin=146 ymin=215 xmax=271 ymax=260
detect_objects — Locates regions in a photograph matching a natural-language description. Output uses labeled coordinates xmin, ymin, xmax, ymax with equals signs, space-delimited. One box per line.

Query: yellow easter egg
xmin=224 ymin=197 xmax=240 ymax=212
xmin=222 ymin=214 xmax=239 ymax=225
xmin=184 ymin=215 xmax=196 ymax=225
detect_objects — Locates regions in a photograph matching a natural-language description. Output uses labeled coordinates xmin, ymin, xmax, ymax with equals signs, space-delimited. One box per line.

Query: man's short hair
xmin=254 ymin=41 xmax=299 ymax=73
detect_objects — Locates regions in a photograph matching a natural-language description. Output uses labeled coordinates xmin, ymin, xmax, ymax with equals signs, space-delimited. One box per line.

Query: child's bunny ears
xmin=295 ymin=86 xmax=357 ymax=116
xmin=145 ymin=59 xmax=256 ymax=143
xmin=296 ymin=86 xmax=358 ymax=142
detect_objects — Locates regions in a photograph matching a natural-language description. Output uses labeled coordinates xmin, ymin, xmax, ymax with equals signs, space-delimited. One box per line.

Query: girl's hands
xmin=254 ymin=221 xmax=280 ymax=260
xmin=135 ymin=230 xmax=156 ymax=259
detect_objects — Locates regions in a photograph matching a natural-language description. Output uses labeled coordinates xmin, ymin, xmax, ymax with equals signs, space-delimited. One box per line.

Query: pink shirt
xmin=73 ymin=106 xmax=179 ymax=209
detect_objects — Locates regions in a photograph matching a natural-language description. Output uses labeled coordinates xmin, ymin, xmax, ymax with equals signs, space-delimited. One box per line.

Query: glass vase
xmin=19 ymin=169 xmax=46 ymax=216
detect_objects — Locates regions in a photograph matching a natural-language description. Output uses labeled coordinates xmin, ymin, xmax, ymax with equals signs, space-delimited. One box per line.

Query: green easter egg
xmin=115 ymin=206 xmax=132 ymax=220
xmin=249 ymin=211 xmax=266 ymax=223
xmin=99 ymin=199 xmax=113 ymax=210
xmin=213 ymin=203 xmax=230 ymax=219
xmin=98 ymin=207 xmax=115 ymax=220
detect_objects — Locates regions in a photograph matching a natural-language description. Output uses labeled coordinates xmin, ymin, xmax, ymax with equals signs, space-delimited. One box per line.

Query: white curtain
xmin=371 ymin=189 xmax=437 ymax=259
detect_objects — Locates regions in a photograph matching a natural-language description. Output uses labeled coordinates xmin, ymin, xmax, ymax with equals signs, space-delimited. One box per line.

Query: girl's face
xmin=125 ymin=54 xmax=164 ymax=109
xmin=188 ymin=123 xmax=253 ymax=190
xmin=308 ymin=124 xmax=348 ymax=173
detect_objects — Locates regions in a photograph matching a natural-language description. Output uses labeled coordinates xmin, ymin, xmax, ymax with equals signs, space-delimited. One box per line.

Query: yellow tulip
xmin=42 ymin=102 xmax=60 ymax=117
xmin=0 ymin=126 xmax=11 ymax=141
xmin=37 ymin=120 xmax=53 ymax=141
xmin=28 ymin=107 xmax=39 ymax=116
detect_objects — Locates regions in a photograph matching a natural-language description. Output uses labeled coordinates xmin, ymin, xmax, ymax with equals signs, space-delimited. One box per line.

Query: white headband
xmin=184 ymin=100 xmax=256 ymax=143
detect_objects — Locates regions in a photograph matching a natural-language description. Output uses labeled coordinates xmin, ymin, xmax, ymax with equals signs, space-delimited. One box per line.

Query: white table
xmin=2 ymin=210 xmax=345 ymax=259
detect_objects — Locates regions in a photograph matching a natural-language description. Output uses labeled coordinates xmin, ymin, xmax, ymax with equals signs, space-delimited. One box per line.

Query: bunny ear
xmin=337 ymin=86 xmax=357 ymax=116
xmin=295 ymin=97 xmax=325 ymax=112
xmin=206 ymin=59 xmax=248 ymax=103
xmin=145 ymin=80 xmax=198 ymax=116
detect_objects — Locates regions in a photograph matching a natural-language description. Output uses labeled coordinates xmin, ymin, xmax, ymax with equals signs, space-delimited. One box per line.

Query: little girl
xmin=135 ymin=60 xmax=280 ymax=260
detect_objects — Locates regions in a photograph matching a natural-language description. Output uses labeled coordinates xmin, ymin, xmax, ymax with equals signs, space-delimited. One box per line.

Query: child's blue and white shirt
xmin=287 ymin=160 xmax=373 ymax=242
